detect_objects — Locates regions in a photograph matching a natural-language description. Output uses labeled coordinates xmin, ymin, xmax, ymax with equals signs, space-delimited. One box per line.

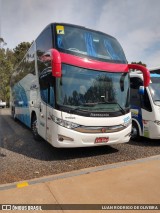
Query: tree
xmin=0 ymin=37 xmax=7 ymax=48
xmin=0 ymin=40 xmax=31 ymax=105
xmin=130 ymin=61 xmax=147 ymax=72
xmin=0 ymin=47 xmax=15 ymax=104
xmin=13 ymin=41 xmax=32 ymax=65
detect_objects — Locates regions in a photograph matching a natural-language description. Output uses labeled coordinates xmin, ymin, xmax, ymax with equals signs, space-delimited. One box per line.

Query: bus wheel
xmin=131 ymin=122 xmax=139 ymax=141
xmin=31 ymin=115 xmax=40 ymax=141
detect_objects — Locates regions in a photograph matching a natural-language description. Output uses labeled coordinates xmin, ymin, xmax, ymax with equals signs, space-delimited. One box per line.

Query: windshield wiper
xmin=108 ymin=101 xmax=126 ymax=115
xmin=68 ymin=102 xmax=125 ymax=115
xmin=90 ymin=101 xmax=126 ymax=115
xmin=69 ymin=103 xmax=90 ymax=113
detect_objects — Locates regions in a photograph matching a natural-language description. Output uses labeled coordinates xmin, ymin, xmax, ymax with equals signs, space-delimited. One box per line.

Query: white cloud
xmin=122 ymin=28 xmax=160 ymax=60
xmin=1 ymin=0 xmax=160 ymax=67
xmin=95 ymin=0 xmax=160 ymax=67
xmin=1 ymin=0 xmax=104 ymax=47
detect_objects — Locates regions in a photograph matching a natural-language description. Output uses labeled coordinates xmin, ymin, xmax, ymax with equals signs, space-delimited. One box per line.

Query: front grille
xmin=74 ymin=125 xmax=125 ymax=133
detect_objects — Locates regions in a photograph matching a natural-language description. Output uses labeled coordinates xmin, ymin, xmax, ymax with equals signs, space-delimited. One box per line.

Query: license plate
xmin=95 ymin=137 xmax=109 ymax=143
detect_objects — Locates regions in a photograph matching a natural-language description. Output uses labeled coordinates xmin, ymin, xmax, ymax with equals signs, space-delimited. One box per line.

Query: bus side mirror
xmin=40 ymin=49 xmax=62 ymax=77
xmin=50 ymin=49 xmax=62 ymax=77
xmin=138 ymin=86 xmax=145 ymax=95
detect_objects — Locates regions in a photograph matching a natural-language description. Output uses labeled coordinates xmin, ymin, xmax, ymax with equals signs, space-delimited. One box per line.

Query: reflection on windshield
xmin=149 ymin=76 xmax=160 ymax=104
xmin=56 ymin=64 xmax=130 ymax=114
xmin=56 ymin=24 xmax=127 ymax=63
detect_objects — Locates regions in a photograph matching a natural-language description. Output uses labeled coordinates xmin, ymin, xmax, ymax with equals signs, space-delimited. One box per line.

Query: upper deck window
xmin=55 ymin=24 xmax=127 ymax=64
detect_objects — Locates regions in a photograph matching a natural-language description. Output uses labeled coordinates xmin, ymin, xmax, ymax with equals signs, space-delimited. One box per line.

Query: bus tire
xmin=31 ymin=115 xmax=41 ymax=141
xmin=131 ymin=121 xmax=140 ymax=141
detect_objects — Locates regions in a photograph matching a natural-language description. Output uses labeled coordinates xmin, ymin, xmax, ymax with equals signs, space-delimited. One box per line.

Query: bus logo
xmin=101 ymin=128 xmax=106 ymax=133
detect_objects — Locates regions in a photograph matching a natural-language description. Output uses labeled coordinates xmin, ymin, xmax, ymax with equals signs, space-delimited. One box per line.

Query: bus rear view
xmin=10 ymin=23 xmax=150 ymax=147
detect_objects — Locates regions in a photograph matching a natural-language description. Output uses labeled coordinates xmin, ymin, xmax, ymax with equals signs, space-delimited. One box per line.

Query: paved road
xmin=0 ymin=108 xmax=160 ymax=184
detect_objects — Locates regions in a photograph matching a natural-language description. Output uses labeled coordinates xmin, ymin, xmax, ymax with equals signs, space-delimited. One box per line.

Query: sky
xmin=0 ymin=0 xmax=160 ymax=68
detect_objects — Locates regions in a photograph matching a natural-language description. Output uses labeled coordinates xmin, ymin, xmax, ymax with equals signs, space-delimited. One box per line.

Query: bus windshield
xmin=55 ymin=24 xmax=127 ymax=64
xmin=56 ymin=64 xmax=130 ymax=116
xmin=149 ymin=74 xmax=160 ymax=105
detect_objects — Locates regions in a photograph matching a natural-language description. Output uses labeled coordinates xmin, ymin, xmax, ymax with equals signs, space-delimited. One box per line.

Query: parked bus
xmin=10 ymin=23 xmax=150 ymax=147
xmin=130 ymin=68 xmax=160 ymax=140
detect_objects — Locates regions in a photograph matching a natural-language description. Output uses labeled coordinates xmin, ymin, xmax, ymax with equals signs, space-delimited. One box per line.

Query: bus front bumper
xmin=50 ymin=124 xmax=131 ymax=148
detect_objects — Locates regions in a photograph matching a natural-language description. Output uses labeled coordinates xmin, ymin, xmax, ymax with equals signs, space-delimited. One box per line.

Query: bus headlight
xmin=52 ymin=116 xmax=80 ymax=129
xmin=154 ymin=120 xmax=160 ymax=126
xmin=123 ymin=119 xmax=132 ymax=127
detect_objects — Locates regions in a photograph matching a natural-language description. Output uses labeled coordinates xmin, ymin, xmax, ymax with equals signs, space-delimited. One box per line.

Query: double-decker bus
xmin=10 ymin=23 xmax=150 ymax=147
xmin=130 ymin=67 xmax=160 ymax=140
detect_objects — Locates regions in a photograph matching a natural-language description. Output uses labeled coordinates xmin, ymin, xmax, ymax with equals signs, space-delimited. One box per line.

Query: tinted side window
xmin=130 ymin=88 xmax=141 ymax=107
xmin=130 ymin=77 xmax=143 ymax=89
xmin=11 ymin=43 xmax=35 ymax=87
xmin=39 ymin=72 xmax=55 ymax=107
xmin=130 ymin=77 xmax=143 ymax=107
xmin=39 ymin=75 xmax=49 ymax=104
xmin=36 ymin=26 xmax=53 ymax=75
xmin=36 ymin=26 xmax=53 ymax=58
xmin=141 ymin=89 xmax=152 ymax=112
xmin=36 ymin=26 xmax=54 ymax=104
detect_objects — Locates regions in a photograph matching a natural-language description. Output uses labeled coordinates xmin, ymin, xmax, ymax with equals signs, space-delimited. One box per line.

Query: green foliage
xmin=0 ymin=37 xmax=7 ymax=48
xmin=0 ymin=47 xmax=15 ymax=104
xmin=130 ymin=61 xmax=147 ymax=72
xmin=131 ymin=61 xmax=147 ymax=67
xmin=0 ymin=40 xmax=32 ymax=105
xmin=13 ymin=42 xmax=32 ymax=65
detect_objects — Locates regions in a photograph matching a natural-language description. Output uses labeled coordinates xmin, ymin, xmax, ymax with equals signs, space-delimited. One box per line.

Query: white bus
xmin=10 ymin=23 xmax=150 ymax=147
xmin=130 ymin=68 xmax=160 ymax=140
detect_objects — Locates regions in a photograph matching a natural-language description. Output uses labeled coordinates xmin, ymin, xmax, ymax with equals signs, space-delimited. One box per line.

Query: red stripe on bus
xmin=60 ymin=52 xmax=128 ymax=72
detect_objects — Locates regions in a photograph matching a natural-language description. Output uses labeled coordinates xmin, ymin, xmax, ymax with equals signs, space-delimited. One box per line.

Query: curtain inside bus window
xmin=104 ymin=39 xmax=119 ymax=60
xmin=84 ymin=33 xmax=97 ymax=57
xmin=57 ymin=35 xmax=64 ymax=49
xmin=49 ymin=85 xmax=55 ymax=108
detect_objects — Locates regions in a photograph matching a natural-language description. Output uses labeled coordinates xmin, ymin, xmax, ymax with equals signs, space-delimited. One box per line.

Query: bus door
xmin=46 ymin=81 xmax=55 ymax=144
xmin=39 ymin=72 xmax=55 ymax=142
xmin=130 ymin=77 xmax=143 ymax=135
xmin=140 ymin=88 xmax=153 ymax=138
xmin=38 ymin=94 xmax=47 ymax=140
xmin=38 ymin=73 xmax=49 ymax=140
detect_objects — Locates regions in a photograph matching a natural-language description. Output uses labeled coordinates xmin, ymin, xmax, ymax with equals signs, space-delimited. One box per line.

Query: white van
xmin=130 ymin=68 xmax=160 ymax=140
xmin=0 ymin=100 xmax=6 ymax=108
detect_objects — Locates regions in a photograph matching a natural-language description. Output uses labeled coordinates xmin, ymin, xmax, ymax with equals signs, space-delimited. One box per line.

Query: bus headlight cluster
xmin=123 ymin=119 xmax=132 ymax=127
xmin=154 ymin=120 xmax=160 ymax=126
xmin=52 ymin=116 xmax=80 ymax=129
